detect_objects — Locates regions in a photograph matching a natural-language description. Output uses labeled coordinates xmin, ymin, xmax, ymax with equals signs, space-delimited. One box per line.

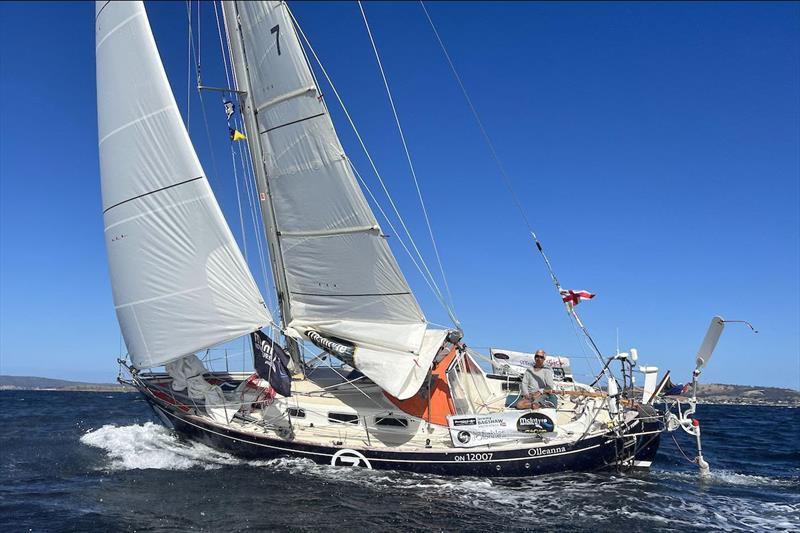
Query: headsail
xmin=96 ymin=1 xmax=271 ymax=368
xmin=223 ymin=1 xmax=445 ymax=399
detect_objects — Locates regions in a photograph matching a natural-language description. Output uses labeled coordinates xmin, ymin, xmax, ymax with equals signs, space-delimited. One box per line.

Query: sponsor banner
xmin=490 ymin=348 xmax=571 ymax=378
xmin=447 ymin=409 xmax=558 ymax=448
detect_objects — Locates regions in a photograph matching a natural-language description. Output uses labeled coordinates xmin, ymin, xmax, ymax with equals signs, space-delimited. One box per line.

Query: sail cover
xmin=96 ymin=1 xmax=271 ymax=368
xmin=224 ymin=1 xmax=441 ymax=398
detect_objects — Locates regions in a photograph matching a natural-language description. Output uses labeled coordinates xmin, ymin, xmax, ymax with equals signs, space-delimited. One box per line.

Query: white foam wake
xmin=658 ymin=468 xmax=799 ymax=488
xmin=80 ymin=422 xmax=240 ymax=471
xmin=78 ymin=425 xmax=800 ymax=530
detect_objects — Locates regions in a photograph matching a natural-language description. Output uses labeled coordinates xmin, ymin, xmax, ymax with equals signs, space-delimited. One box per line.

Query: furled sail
xmin=96 ymin=1 xmax=271 ymax=368
xmin=223 ymin=1 xmax=446 ymax=399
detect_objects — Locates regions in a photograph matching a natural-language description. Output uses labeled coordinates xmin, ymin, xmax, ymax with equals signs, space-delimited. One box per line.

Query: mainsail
xmin=223 ymin=1 xmax=447 ymax=399
xmin=96 ymin=1 xmax=271 ymax=368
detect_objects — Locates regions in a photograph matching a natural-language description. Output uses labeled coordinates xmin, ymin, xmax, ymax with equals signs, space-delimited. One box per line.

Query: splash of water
xmin=80 ymin=422 xmax=240 ymax=471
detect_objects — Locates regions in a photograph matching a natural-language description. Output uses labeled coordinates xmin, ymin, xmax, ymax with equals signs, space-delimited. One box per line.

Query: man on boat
xmin=516 ymin=349 xmax=558 ymax=409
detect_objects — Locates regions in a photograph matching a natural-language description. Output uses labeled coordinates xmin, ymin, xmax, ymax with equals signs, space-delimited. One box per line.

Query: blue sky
xmin=1 ymin=1 xmax=798 ymax=388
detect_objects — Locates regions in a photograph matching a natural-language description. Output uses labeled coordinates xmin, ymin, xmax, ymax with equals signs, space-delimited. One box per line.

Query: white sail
xmin=224 ymin=1 xmax=444 ymax=399
xmin=96 ymin=1 xmax=271 ymax=369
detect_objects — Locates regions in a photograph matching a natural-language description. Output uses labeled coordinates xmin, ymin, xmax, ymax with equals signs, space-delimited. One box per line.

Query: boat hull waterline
xmin=144 ymin=393 xmax=662 ymax=477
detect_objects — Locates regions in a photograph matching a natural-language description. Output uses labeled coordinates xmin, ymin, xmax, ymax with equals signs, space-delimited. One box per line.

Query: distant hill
xmin=695 ymin=383 xmax=800 ymax=406
xmin=0 ymin=375 xmax=797 ymax=404
xmin=0 ymin=375 xmax=132 ymax=392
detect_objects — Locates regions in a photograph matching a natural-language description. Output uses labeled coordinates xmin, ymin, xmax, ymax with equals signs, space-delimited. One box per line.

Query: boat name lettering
xmin=452 ymin=418 xmax=477 ymax=427
xmin=453 ymin=452 xmax=494 ymax=462
xmin=527 ymin=446 xmax=566 ymax=457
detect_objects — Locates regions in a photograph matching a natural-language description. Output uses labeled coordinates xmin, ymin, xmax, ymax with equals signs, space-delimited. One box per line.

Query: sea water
xmin=0 ymin=391 xmax=798 ymax=532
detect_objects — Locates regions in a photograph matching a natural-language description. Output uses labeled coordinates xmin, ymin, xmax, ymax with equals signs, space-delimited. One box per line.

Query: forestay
xmin=96 ymin=1 xmax=271 ymax=368
xmin=223 ymin=1 xmax=444 ymax=399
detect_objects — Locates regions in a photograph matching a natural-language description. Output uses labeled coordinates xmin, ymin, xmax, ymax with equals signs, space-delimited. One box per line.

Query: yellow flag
xmin=229 ymin=128 xmax=246 ymax=141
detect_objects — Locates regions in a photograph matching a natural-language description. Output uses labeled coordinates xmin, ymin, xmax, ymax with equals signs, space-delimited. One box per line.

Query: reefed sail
xmin=224 ymin=1 xmax=445 ymax=399
xmin=96 ymin=1 xmax=271 ymax=368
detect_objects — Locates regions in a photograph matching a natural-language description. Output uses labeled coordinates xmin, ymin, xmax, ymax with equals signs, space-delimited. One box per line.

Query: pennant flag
xmin=229 ymin=128 xmax=246 ymax=141
xmin=250 ymin=330 xmax=292 ymax=397
xmin=560 ymin=289 xmax=595 ymax=307
xmin=223 ymin=100 xmax=235 ymax=121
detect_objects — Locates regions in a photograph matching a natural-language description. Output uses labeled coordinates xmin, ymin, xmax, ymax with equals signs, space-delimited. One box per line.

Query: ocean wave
xmin=77 ymin=424 xmax=800 ymax=531
xmin=655 ymin=468 xmax=800 ymax=488
xmin=80 ymin=422 xmax=241 ymax=471
xmin=240 ymin=459 xmax=800 ymax=530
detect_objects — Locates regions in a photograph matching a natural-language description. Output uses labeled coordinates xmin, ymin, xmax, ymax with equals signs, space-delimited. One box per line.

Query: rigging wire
xmin=227 ymin=140 xmax=249 ymax=261
xmin=189 ymin=1 xmax=281 ymax=326
xmin=219 ymin=2 xmax=293 ymax=330
xmin=185 ymin=2 xmax=222 ymax=193
xmin=213 ymin=1 xmax=277 ymax=316
xmin=212 ymin=0 xmax=232 ymax=89
xmin=419 ymin=1 xmax=609 ymax=373
xmin=285 ymin=4 xmax=460 ymax=328
xmin=357 ymin=1 xmax=459 ymax=327
xmin=185 ymin=1 xmax=192 ymax=129
xmin=189 ymin=0 xmax=249 ymax=260
xmin=349 ymin=161 xmax=454 ymax=309
xmin=224 ymin=1 xmax=276 ymax=313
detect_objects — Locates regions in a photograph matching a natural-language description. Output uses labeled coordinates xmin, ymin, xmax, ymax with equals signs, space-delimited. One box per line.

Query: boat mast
xmin=221 ymin=0 xmax=302 ymax=371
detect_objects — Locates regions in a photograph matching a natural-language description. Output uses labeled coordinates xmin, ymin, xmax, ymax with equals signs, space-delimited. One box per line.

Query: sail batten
xmin=96 ymin=1 xmax=272 ymax=369
xmin=224 ymin=1 xmax=448 ymax=399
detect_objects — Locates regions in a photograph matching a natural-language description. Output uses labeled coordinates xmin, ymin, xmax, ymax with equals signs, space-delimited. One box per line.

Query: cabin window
xmin=375 ymin=416 xmax=408 ymax=428
xmin=287 ymin=408 xmax=305 ymax=418
xmin=328 ymin=412 xmax=359 ymax=425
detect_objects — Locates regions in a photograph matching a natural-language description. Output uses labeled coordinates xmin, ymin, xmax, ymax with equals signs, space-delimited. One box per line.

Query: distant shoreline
xmin=2 ymin=375 xmax=798 ymax=407
xmin=0 ymin=385 xmax=134 ymax=393
xmin=5 ymin=387 xmax=795 ymax=406
xmin=0 ymin=375 xmax=135 ymax=393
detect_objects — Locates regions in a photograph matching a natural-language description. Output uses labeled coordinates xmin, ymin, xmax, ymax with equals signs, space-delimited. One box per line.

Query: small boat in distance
xmin=97 ymin=0 xmax=734 ymax=476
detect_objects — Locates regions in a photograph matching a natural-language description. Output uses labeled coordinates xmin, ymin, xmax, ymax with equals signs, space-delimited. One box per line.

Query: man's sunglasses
xmin=534 ymin=355 xmax=545 ymax=359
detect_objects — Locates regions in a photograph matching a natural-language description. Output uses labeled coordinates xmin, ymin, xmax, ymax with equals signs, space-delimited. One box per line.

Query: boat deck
xmin=137 ymin=368 xmax=618 ymax=453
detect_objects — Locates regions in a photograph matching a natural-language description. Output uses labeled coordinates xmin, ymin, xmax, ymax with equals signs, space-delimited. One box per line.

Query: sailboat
xmin=96 ymin=0 xmax=729 ymax=476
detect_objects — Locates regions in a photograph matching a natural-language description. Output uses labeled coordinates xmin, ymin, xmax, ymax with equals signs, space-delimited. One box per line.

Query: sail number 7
xmin=271 ymin=24 xmax=281 ymax=55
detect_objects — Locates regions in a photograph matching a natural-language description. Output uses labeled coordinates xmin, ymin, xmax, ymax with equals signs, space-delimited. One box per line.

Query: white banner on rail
xmin=447 ymin=409 xmax=558 ymax=448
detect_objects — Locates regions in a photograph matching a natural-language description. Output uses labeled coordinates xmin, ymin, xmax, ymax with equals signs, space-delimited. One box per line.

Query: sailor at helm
xmin=516 ymin=349 xmax=558 ymax=409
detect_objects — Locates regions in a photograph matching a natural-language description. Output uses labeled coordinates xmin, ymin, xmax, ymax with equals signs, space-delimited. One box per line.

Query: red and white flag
xmin=560 ymin=289 xmax=595 ymax=307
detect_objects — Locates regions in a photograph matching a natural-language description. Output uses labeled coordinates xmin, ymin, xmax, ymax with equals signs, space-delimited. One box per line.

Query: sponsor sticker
xmin=447 ymin=410 xmax=558 ymax=448
xmin=516 ymin=412 xmax=555 ymax=434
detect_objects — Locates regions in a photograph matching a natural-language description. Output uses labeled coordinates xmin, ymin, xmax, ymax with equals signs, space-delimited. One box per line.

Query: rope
xmin=285 ymin=4 xmax=460 ymax=327
xmin=358 ymin=2 xmax=459 ymax=327
xmin=671 ymin=432 xmax=698 ymax=465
